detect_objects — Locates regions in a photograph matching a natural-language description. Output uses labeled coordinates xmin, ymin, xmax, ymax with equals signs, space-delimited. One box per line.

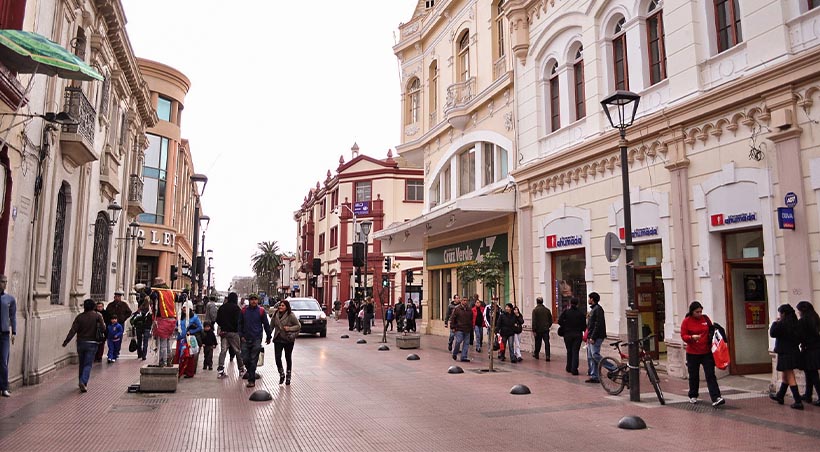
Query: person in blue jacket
xmin=176 ymin=301 xmax=203 ymax=378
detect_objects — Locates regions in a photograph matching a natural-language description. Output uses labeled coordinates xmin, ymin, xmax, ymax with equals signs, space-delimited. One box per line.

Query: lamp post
xmin=190 ymin=173 xmax=208 ymax=300
xmin=360 ymin=220 xmax=372 ymax=298
xmin=116 ymin=220 xmax=144 ymax=295
xmin=601 ymin=90 xmax=641 ymax=402
xmin=207 ymin=249 xmax=213 ymax=298
xmin=198 ymin=215 xmax=210 ymax=305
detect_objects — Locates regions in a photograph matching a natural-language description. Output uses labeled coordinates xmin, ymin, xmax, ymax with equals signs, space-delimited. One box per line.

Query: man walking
xmin=0 ymin=275 xmax=16 ymax=397
xmin=204 ymin=296 xmax=219 ymax=326
xmin=585 ymin=292 xmax=606 ymax=383
xmin=216 ymin=292 xmax=245 ymax=377
xmin=238 ymin=294 xmax=271 ymax=388
xmin=449 ymin=295 xmax=472 ymax=362
xmin=394 ymin=298 xmax=406 ymax=332
xmin=346 ymin=298 xmax=357 ymax=331
xmin=445 ymin=296 xmax=460 ymax=351
xmin=531 ymin=297 xmax=553 ymax=361
xmin=105 ymin=290 xmax=132 ymax=351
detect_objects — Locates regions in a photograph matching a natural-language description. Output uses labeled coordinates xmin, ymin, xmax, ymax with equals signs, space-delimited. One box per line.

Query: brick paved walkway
xmin=1 ymin=321 xmax=818 ymax=451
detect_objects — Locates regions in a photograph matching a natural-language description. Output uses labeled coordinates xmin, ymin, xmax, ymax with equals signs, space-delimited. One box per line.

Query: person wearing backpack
xmin=238 ymin=294 xmax=271 ymax=388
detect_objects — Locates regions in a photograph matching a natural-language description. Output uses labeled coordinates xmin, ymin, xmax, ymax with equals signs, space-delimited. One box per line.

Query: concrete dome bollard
xmin=617 ymin=416 xmax=647 ymax=430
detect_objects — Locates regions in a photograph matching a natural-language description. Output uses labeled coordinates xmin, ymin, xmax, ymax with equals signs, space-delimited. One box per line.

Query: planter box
xmin=396 ymin=334 xmax=421 ymax=349
xmin=139 ymin=365 xmax=178 ymax=392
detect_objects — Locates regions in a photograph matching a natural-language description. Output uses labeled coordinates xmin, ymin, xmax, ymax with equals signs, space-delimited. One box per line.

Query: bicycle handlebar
xmin=608 ymin=334 xmax=655 ymax=349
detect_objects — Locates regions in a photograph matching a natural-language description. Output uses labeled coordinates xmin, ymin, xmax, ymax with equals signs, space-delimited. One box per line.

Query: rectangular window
xmin=430 ymin=178 xmax=440 ymax=207
xmin=574 ymin=61 xmax=585 ymax=120
xmin=319 ymin=199 xmax=326 ymax=219
xmin=157 ymin=96 xmax=172 ymax=122
xmin=459 ymin=149 xmax=475 ymax=196
xmin=330 ymin=226 xmax=339 ymax=249
xmin=406 ymin=179 xmax=424 ymax=201
xmin=355 ymin=181 xmax=372 ymax=203
xmin=499 ymin=147 xmax=508 ymax=179
xmin=318 ymin=233 xmax=325 ymax=254
xmin=483 ymin=143 xmax=495 ymax=186
xmin=613 ymin=34 xmax=629 ymax=90
xmin=443 ymin=167 xmax=451 ymax=201
xmin=647 ymin=11 xmax=667 ymax=85
xmin=715 ymin=0 xmax=742 ymax=53
xmin=550 ymin=75 xmax=561 ymax=131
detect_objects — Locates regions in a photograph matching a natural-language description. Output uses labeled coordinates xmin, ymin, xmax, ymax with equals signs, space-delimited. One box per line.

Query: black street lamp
xmin=601 ymin=90 xmax=641 ymax=402
xmin=190 ymin=173 xmax=208 ymax=298
xmin=207 ymin=249 xmax=213 ymax=297
xmin=197 ymin=215 xmax=210 ymax=304
xmin=360 ymin=220 xmax=372 ymax=299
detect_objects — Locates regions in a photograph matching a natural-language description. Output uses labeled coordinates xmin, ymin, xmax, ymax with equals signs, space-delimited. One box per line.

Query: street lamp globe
xmin=191 ymin=173 xmax=208 ymax=197
xmin=360 ymin=220 xmax=372 ymax=238
xmin=128 ymin=220 xmax=140 ymax=239
xmin=600 ymin=90 xmax=641 ymax=131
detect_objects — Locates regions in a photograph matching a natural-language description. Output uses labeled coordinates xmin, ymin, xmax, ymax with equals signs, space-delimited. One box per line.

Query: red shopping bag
xmin=711 ymin=330 xmax=730 ymax=370
xmin=496 ymin=334 xmax=505 ymax=353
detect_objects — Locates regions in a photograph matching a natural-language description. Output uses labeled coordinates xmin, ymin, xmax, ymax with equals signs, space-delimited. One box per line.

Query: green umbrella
xmin=0 ymin=29 xmax=103 ymax=81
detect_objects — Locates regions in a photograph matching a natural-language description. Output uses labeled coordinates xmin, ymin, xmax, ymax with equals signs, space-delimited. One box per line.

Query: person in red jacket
xmin=680 ymin=301 xmax=725 ymax=407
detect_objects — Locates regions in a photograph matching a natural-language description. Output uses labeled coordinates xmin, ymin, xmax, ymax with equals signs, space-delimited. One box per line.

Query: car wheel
xmin=320 ymin=328 xmax=327 ymax=338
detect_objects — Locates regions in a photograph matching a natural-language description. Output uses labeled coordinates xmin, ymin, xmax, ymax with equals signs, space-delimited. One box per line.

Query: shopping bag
xmin=258 ymin=349 xmax=265 ymax=367
xmin=128 ymin=337 xmax=138 ymax=353
xmin=187 ymin=335 xmax=200 ymax=355
xmin=712 ymin=330 xmax=730 ymax=370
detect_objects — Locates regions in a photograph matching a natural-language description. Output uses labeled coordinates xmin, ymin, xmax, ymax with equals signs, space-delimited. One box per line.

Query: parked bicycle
xmin=598 ymin=334 xmax=665 ymax=405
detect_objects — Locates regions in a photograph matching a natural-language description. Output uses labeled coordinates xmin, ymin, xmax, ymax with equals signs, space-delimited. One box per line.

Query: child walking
xmin=201 ymin=321 xmax=218 ymax=371
xmin=106 ymin=315 xmax=123 ymax=363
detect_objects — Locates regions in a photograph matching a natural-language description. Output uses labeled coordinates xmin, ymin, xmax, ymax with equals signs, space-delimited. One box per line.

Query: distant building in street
xmin=293 ymin=145 xmax=424 ymax=313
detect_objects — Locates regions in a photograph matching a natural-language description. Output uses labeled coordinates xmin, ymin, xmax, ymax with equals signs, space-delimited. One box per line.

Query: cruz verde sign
xmin=427 ymin=234 xmax=508 ymax=268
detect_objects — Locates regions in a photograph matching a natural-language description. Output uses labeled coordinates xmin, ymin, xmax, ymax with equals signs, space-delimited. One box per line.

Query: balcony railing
xmin=444 ymin=77 xmax=476 ymax=111
xmin=493 ymin=56 xmax=507 ymax=80
xmin=128 ymin=174 xmax=144 ymax=204
xmin=62 ymin=87 xmax=95 ymax=144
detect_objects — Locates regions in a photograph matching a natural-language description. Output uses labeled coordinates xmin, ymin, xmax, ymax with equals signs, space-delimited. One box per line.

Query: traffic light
xmin=354 ymin=267 xmax=361 ymax=284
xmin=381 ymin=274 xmax=389 ymax=287
xmin=170 ymin=265 xmax=178 ymax=281
xmin=312 ymin=258 xmax=321 ymax=275
xmin=384 ymin=256 xmax=391 ymax=272
xmin=406 ymin=269 xmax=414 ymax=284
xmin=352 ymin=242 xmax=365 ymax=267
xmin=354 ymin=287 xmax=365 ymax=300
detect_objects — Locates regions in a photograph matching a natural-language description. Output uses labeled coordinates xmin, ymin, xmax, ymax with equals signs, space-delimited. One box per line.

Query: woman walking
xmin=680 ymin=301 xmax=725 ymax=407
xmin=176 ymin=301 xmax=203 ymax=379
xmin=62 ymin=299 xmax=106 ymax=393
xmin=558 ymin=298 xmax=586 ymax=375
xmin=769 ymin=303 xmax=804 ymax=409
xmin=796 ymin=301 xmax=820 ymax=405
xmin=271 ymin=299 xmax=301 ymax=385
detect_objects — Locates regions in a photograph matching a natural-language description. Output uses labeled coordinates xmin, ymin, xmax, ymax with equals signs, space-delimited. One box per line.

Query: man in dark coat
xmin=558 ymin=297 xmax=586 ymax=375
xmin=216 ymin=292 xmax=245 ymax=377
xmin=531 ymin=297 xmax=553 ymax=361
xmin=449 ymin=296 xmax=473 ymax=362
xmin=585 ymin=292 xmax=606 ymax=383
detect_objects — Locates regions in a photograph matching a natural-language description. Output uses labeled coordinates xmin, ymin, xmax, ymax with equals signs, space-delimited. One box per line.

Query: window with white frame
xmin=573 ymin=46 xmax=586 ymax=120
xmin=612 ymin=17 xmax=629 ymax=90
xmin=458 ymin=31 xmax=470 ymax=82
xmin=429 ymin=61 xmax=438 ymax=122
xmin=647 ymin=1 xmax=667 ymax=85
xmin=483 ymin=142 xmax=495 ymax=187
xmin=407 ymin=78 xmax=420 ymax=124
xmin=495 ymin=1 xmax=506 ymax=59
xmin=549 ymin=62 xmax=560 ymax=131
xmin=459 ymin=148 xmax=476 ymax=196
xmin=714 ymin=0 xmax=742 ymax=53
xmin=430 ymin=178 xmax=441 ymax=208
xmin=443 ymin=167 xmax=452 ymax=202
xmin=355 ymin=181 xmax=371 ymax=203
xmin=406 ymin=179 xmax=424 ymax=201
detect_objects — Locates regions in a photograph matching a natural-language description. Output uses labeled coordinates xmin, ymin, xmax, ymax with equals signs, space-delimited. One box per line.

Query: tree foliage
xmin=251 ymin=241 xmax=281 ymax=293
xmin=457 ymin=251 xmax=504 ymax=296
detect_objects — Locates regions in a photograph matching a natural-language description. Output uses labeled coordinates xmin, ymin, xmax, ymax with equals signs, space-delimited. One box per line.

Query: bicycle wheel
xmin=599 ymin=357 xmax=627 ymax=395
xmin=645 ymin=359 xmax=666 ymax=405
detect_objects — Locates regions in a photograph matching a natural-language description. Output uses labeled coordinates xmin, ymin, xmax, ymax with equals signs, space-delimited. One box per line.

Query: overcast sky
xmin=122 ymin=0 xmax=418 ymax=289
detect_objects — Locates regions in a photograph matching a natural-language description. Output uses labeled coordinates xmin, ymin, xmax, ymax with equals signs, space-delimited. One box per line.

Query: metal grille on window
xmin=51 ymin=185 xmax=68 ymax=304
xmin=90 ymin=213 xmax=110 ymax=302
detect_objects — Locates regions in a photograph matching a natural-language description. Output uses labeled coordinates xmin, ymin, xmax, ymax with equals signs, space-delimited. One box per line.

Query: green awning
xmin=0 ymin=29 xmax=102 ymax=81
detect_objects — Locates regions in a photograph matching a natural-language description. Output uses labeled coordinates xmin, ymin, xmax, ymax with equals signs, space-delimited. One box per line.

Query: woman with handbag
xmin=769 ymin=303 xmax=804 ymax=410
xmin=271 ymin=299 xmax=301 ymax=385
xmin=796 ymin=301 xmax=820 ymax=406
xmin=176 ymin=301 xmax=203 ymax=379
xmin=680 ymin=301 xmax=725 ymax=407
xmin=61 ymin=299 xmax=106 ymax=393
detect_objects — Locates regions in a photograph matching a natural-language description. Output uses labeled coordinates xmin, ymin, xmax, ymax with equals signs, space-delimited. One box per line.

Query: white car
xmin=280 ymin=297 xmax=327 ymax=337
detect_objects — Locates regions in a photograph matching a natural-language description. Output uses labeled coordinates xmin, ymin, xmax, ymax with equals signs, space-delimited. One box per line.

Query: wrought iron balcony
xmin=127 ymin=174 xmax=144 ymax=216
xmin=60 ymin=87 xmax=97 ymax=166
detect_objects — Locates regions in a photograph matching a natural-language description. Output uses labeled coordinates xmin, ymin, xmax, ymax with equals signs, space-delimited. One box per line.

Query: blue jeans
xmin=473 ymin=325 xmax=484 ymax=351
xmin=453 ymin=330 xmax=469 ymax=360
xmin=587 ymin=338 xmax=603 ymax=379
xmin=240 ymin=339 xmax=263 ymax=383
xmin=77 ymin=341 xmax=98 ymax=385
xmin=137 ymin=330 xmax=151 ymax=358
xmin=0 ymin=332 xmax=10 ymax=390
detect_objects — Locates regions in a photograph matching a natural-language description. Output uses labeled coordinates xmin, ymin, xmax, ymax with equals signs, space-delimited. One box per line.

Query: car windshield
xmin=290 ymin=300 xmax=321 ymax=311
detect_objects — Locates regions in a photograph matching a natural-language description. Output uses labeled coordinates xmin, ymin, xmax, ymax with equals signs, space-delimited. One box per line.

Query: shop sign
xmin=353 ymin=201 xmax=370 ymax=216
xmin=427 ymin=234 xmax=508 ymax=268
xmin=546 ymin=234 xmax=582 ymax=249
xmin=618 ymin=226 xmax=658 ymax=240
xmin=710 ymin=212 xmax=756 ymax=227
xmin=777 ymin=207 xmax=795 ymax=230
xmin=138 ymin=229 xmax=175 ymax=247
xmin=744 ymin=301 xmax=767 ymax=329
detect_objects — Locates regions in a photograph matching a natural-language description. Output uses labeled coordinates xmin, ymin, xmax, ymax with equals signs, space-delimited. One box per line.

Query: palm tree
xmin=251 ymin=241 xmax=281 ymax=297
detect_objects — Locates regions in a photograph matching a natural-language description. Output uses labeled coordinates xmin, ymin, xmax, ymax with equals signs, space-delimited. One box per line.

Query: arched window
xmin=573 ymin=46 xmax=585 ymax=120
xmin=429 ymin=61 xmax=438 ymax=123
xmin=458 ymin=31 xmax=470 ymax=82
xmin=714 ymin=0 xmax=742 ymax=53
xmin=90 ymin=212 xmax=110 ymax=302
xmin=612 ymin=17 xmax=629 ymax=90
xmin=647 ymin=1 xmax=667 ymax=85
xmin=51 ymin=183 xmax=69 ymax=305
xmin=407 ymin=78 xmax=421 ymax=124
xmin=549 ymin=62 xmax=560 ymax=131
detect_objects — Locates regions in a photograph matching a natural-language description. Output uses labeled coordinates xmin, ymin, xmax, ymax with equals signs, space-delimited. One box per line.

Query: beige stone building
xmin=374 ymin=1 xmax=517 ymax=336
xmin=294 ymin=145 xmax=424 ymax=313
xmin=509 ymin=0 xmax=820 ymax=380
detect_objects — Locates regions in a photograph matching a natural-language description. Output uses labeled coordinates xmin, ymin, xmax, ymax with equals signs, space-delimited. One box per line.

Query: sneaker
xmin=585 ymin=378 xmax=600 ymax=384
xmin=460 ymin=358 xmax=471 ymax=362
xmin=246 ymin=381 xmax=255 ymax=388
xmin=712 ymin=397 xmax=725 ymax=407
xmin=545 ymin=357 xmax=551 ymax=362
xmin=448 ymin=343 xmax=453 ymax=352
xmin=689 ymin=398 xmax=699 ymax=404
xmin=1 ymin=390 xmax=10 ymax=397
xmin=79 ymin=383 xmax=87 ymax=393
